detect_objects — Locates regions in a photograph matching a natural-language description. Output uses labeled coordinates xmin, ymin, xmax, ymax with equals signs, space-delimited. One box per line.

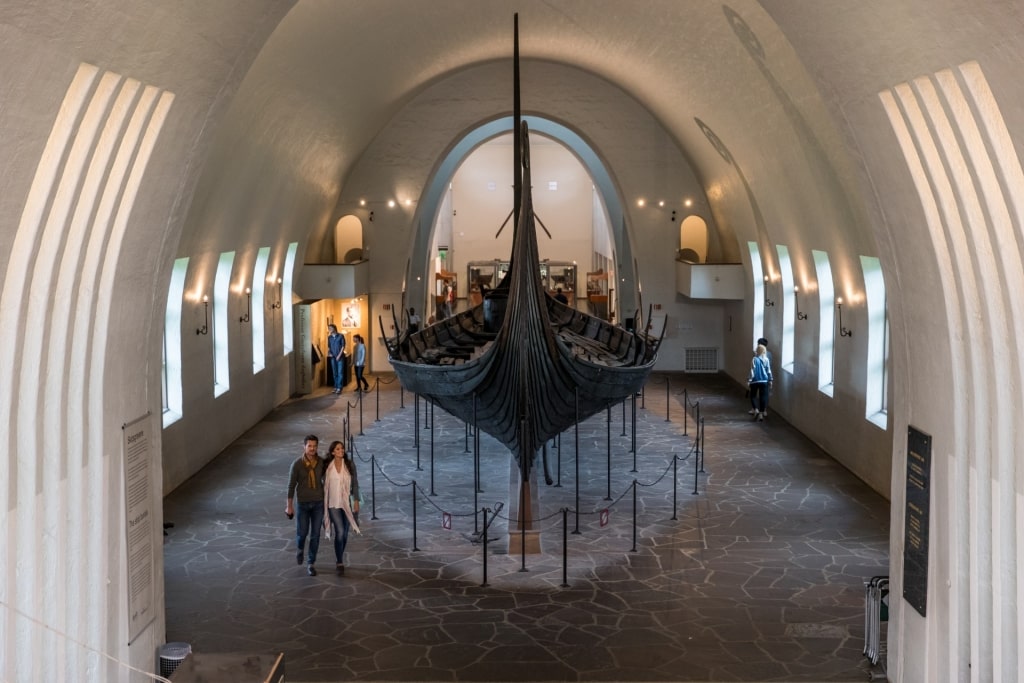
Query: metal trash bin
xmin=158 ymin=642 xmax=192 ymax=678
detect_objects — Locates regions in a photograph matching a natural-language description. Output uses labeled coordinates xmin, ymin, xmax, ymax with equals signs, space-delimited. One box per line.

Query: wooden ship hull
xmin=384 ymin=121 xmax=660 ymax=478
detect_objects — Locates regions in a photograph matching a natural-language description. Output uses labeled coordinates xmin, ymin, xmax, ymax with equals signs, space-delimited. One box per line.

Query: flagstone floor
xmin=163 ymin=372 xmax=890 ymax=682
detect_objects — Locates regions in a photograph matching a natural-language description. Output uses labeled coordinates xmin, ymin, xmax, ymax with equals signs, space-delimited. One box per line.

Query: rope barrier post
xmin=375 ymin=377 xmax=381 ymax=421
xmin=561 ymin=507 xmax=570 ymax=588
xmin=464 ymin=420 xmax=470 ymax=453
xmin=641 ymin=381 xmax=646 ymax=410
xmin=400 ymin=384 xmax=404 ymax=409
xmin=413 ymin=394 xmax=419 ymax=448
xmin=671 ymin=455 xmax=678 ymax=520
xmin=424 ymin=397 xmax=430 ymax=430
xmin=358 ymin=389 xmax=364 ymax=435
xmin=667 ymin=378 xmax=672 ymax=423
xmin=412 ymin=481 xmax=420 ymax=551
xmin=621 ymin=399 xmax=627 ymax=437
xmin=626 ymin=393 xmax=634 ymax=473
xmin=700 ymin=416 xmax=706 ymax=473
xmin=555 ymin=433 xmax=562 ymax=487
xmin=415 ymin=395 xmax=423 ymax=471
xmin=346 ymin=403 xmax=352 ymax=441
xmin=682 ymin=388 xmax=688 ymax=435
xmin=480 ymin=507 xmax=489 ymax=588
xmin=573 ymin=388 xmax=581 ymax=535
xmin=429 ymin=403 xmax=436 ymax=496
xmin=605 ymin=406 xmax=612 ymax=501
xmin=371 ymin=455 xmax=378 ymax=520
xmin=693 ymin=442 xmax=700 ymax=495
xmin=631 ymin=480 xmax=638 ymax=553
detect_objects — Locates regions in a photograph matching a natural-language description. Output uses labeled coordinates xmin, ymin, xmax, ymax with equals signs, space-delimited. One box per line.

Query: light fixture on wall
xmin=270 ymin=277 xmax=283 ymax=310
xmin=239 ymin=287 xmax=251 ymax=323
xmin=836 ymin=297 xmax=853 ymax=337
xmin=763 ymin=276 xmax=775 ymax=307
xmin=196 ymin=295 xmax=209 ymax=335
xmin=794 ymin=285 xmax=808 ymax=320
xmin=368 ymin=210 xmax=374 ymax=222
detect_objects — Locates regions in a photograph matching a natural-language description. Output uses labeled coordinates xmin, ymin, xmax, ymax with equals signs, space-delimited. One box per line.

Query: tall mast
xmin=513 ymin=13 xmax=521 ymax=233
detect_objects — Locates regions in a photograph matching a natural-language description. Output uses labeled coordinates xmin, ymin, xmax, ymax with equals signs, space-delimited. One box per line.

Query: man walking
xmin=286 ymin=434 xmax=326 ymax=576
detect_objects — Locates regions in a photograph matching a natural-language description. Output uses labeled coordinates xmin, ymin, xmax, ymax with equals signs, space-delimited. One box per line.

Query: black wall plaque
xmin=903 ymin=426 xmax=931 ymax=616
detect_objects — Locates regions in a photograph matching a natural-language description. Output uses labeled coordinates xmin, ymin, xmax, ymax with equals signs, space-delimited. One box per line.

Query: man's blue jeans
xmin=296 ymin=501 xmax=324 ymax=564
xmin=330 ymin=356 xmax=343 ymax=391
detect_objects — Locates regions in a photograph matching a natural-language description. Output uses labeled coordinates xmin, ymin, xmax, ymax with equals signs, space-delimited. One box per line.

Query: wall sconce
xmin=270 ymin=277 xmax=283 ymax=309
xmin=239 ymin=287 xmax=251 ymax=323
xmin=196 ymin=295 xmax=209 ymax=335
xmin=763 ymin=276 xmax=775 ymax=307
xmin=794 ymin=285 xmax=808 ymax=320
xmin=368 ymin=210 xmax=374 ymax=222
xmin=670 ymin=210 xmax=677 ymax=223
xmin=836 ymin=297 xmax=853 ymax=337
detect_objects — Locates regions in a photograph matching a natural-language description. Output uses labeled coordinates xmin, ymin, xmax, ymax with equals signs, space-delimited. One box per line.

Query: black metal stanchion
xmin=671 ymin=455 xmax=678 ymax=520
xmin=700 ymin=416 xmax=706 ymax=473
xmin=555 ymin=434 xmax=562 ymax=487
xmin=480 ymin=507 xmax=489 ymax=587
xmin=682 ymin=388 xmax=688 ymax=436
xmin=371 ymin=455 xmax=378 ymax=520
xmin=573 ymin=389 xmax=581 ymax=535
xmin=415 ymin=395 xmax=423 ymax=471
xmin=641 ymin=382 xmax=646 ymax=410
xmin=631 ymin=392 xmax=637 ymax=459
xmin=412 ymin=482 xmax=420 ymax=551
xmin=621 ymin=399 xmax=627 ymax=437
xmin=605 ymin=406 xmax=612 ymax=501
xmin=346 ymin=403 xmax=352 ymax=442
xmin=561 ymin=508 xmax=570 ymax=588
xmin=429 ymin=403 xmax=436 ymax=496
xmin=375 ymin=378 xmax=381 ymax=422
xmin=693 ymin=443 xmax=700 ymax=495
xmin=358 ymin=389 xmax=364 ymax=435
xmin=666 ymin=379 xmax=672 ymax=423
xmin=464 ymin=420 xmax=470 ymax=453
xmin=424 ymin=397 xmax=430 ymax=430
xmin=631 ymin=480 xmax=638 ymax=552
xmin=400 ymin=384 xmax=404 ymax=409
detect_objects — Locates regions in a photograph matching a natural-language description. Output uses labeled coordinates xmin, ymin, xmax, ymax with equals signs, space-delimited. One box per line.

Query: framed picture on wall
xmin=341 ymin=304 xmax=360 ymax=328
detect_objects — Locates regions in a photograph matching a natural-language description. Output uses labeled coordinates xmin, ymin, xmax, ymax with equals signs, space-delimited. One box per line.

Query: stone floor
xmin=163 ymin=372 xmax=890 ymax=682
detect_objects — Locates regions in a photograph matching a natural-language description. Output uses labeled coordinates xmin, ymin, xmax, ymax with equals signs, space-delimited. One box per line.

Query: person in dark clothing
xmin=327 ymin=324 xmax=346 ymax=394
xmin=748 ymin=344 xmax=773 ymax=422
xmin=285 ymin=434 xmax=326 ymax=575
xmin=554 ymin=288 xmax=569 ymax=304
xmin=749 ymin=337 xmax=773 ymax=415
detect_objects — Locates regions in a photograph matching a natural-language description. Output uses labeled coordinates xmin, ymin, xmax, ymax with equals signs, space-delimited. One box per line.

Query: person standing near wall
xmin=327 ymin=324 xmax=346 ymax=394
xmin=285 ymin=435 xmax=326 ymax=576
xmin=353 ymin=335 xmax=370 ymax=392
xmin=749 ymin=337 xmax=773 ymax=415
xmin=408 ymin=308 xmax=421 ymax=333
xmin=748 ymin=344 xmax=773 ymax=422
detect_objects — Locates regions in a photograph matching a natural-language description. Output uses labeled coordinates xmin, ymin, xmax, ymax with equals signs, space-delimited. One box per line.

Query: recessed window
xmin=252 ymin=247 xmax=270 ymax=373
xmin=812 ymin=250 xmax=835 ymax=396
xmin=282 ymin=242 xmax=298 ymax=354
xmin=213 ymin=252 xmax=235 ymax=397
xmin=748 ymin=241 xmax=766 ymax=349
xmin=862 ymin=256 xmax=888 ymax=428
xmin=162 ymin=257 xmax=188 ymax=427
xmin=776 ymin=245 xmax=794 ymax=373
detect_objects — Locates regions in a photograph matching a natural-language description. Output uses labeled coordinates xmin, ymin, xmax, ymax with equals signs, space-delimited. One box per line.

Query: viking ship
xmin=382 ymin=18 xmax=662 ymax=487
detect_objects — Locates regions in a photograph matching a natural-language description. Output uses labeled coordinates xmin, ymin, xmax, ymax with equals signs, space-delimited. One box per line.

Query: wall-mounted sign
xmin=903 ymin=426 xmax=931 ymax=617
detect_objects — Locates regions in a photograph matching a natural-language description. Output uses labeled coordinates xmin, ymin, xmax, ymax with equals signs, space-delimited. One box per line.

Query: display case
xmin=466 ymin=260 xmax=577 ymax=306
xmin=467 ymin=261 xmax=499 ymax=306
xmin=586 ymin=269 xmax=609 ymax=320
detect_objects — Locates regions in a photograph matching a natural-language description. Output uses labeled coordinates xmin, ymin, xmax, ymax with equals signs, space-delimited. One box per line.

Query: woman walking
xmin=323 ymin=440 xmax=361 ymax=575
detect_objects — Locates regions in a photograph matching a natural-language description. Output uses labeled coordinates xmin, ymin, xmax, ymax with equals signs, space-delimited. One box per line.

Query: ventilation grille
xmin=685 ymin=347 xmax=718 ymax=373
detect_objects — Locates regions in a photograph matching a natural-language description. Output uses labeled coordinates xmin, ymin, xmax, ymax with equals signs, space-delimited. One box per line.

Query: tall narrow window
xmin=213 ymin=251 xmax=235 ymax=396
xmin=252 ymin=247 xmax=270 ymax=373
xmin=861 ymin=256 xmax=888 ymax=428
xmin=282 ymin=242 xmax=298 ymax=354
xmin=748 ymin=241 xmax=765 ymax=349
xmin=775 ymin=245 xmax=794 ymax=373
xmin=812 ymin=250 xmax=836 ymax=396
xmin=162 ymin=257 xmax=188 ymax=426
